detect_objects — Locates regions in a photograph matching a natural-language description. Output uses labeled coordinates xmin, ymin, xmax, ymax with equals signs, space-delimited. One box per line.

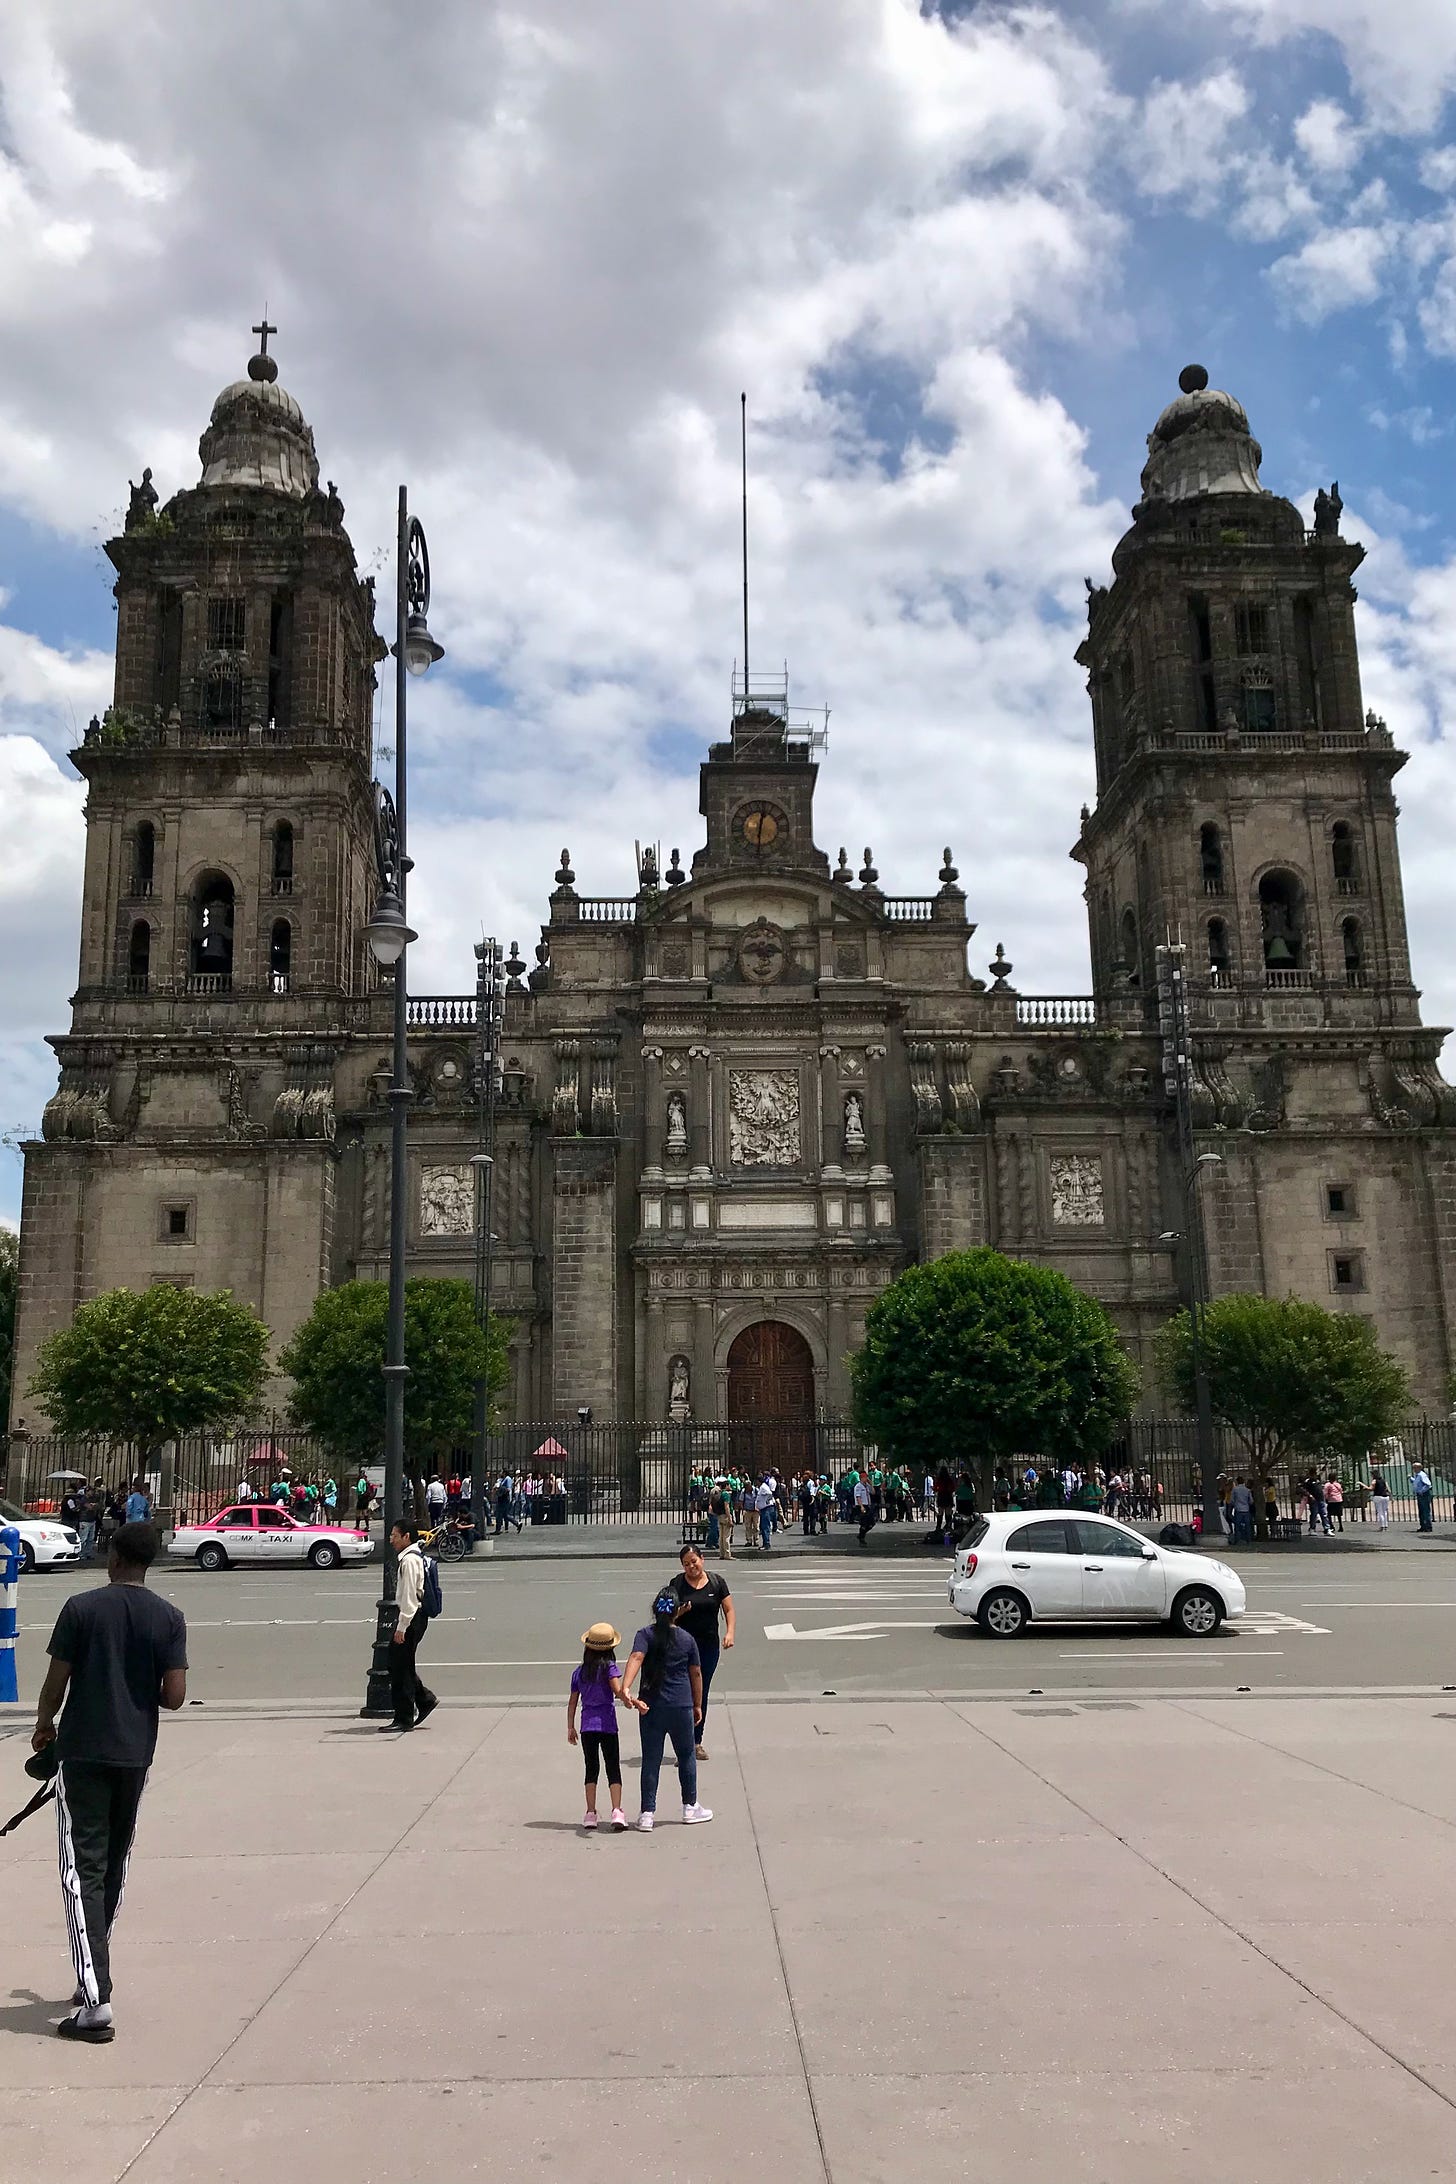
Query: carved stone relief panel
xmin=420 ymin=1162 xmax=475 ymax=1236
xmin=729 ymin=1068 xmax=801 ymax=1166
xmin=1049 ymin=1153 xmax=1105 ymax=1228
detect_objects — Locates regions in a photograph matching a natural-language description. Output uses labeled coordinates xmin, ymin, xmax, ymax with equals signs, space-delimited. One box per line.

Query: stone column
xmin=865 ymin=1043 xmax=891 ymax=1179
xmin=819 ymin=1043 xmax=843 ymax=1175
xmin=550 ymin=1140 xmax=618 ymax=1416
xmin=642 ymin=1046 xmax=664 ymax=1178
xmin=688 ymin=1044 xmax=712 ymax=1175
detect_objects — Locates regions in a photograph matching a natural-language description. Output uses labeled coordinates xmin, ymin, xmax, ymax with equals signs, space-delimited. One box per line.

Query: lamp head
xmin=364 ymin=887 xmax=417 ymax=968
xmin=401 ymin=612 xmax=444 ymax=677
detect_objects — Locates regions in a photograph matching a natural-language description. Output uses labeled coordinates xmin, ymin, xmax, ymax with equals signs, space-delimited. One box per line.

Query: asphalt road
xmin=13 ymin=1542 xmax=1456 ymax=1708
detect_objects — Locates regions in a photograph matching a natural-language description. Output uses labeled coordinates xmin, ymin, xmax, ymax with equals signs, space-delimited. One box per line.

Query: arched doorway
xmin=726 ymin=1321 xmax=815 ymax=1476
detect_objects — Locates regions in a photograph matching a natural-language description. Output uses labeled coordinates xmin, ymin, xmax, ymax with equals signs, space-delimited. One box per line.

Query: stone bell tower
xmin=11 ymin=325 xmax=386 ymax=1425
xmin=1072 ymin=365 xmax=1456 ymax=1402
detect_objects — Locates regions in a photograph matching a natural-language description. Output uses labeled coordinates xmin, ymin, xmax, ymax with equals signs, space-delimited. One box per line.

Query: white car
xmin=0 ymin=1497 xmax=82 ymax=1573
xmin=947 ymin=1511 xmax=1246 ymax=1638
xmin=169 ymin=1504 xmax=375 ymax=1571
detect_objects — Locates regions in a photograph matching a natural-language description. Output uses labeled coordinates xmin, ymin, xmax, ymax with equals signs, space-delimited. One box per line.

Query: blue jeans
xmin=759 ymin=1508 xmax=772 ymax=1550
xmin=638 ymin=1704 xmax=697 ymax=1812
xmin=705 ymin=1511 xmax=720 ymax=1550
xmin=1417 ymin=1492 xmax=1434 ymax=1533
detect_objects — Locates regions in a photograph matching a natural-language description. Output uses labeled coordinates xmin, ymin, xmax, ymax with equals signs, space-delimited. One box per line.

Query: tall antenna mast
xmin=740 ymin=391 xmax=750 ymax=700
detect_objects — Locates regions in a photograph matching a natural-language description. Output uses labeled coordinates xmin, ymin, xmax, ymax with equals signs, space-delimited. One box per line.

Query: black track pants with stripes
xmin=56 ymin=1761 xmax=147 ymax=2006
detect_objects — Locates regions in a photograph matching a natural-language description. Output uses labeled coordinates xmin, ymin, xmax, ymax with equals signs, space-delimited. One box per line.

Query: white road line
xmin=1060 ymin=1649 xmax=1284 ymax=1660
xmin=430 ymin=1659 xmax=576 ymax=1668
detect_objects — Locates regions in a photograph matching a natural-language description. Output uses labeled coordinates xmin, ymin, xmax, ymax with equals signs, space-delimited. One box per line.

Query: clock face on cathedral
xmin=736 ymin=803 xmax=787 ymax=853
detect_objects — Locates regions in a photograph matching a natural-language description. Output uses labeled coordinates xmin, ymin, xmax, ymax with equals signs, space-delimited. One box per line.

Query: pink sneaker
xmin=610 ymin=1807 xmax=628 ymax=1830
xmin=582 ymin=1810 xmax=598 ymax=1830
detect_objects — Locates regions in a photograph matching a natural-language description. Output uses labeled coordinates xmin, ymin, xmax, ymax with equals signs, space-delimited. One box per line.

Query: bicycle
xmin=420 ymin=1515 xmax=473 ymax=1562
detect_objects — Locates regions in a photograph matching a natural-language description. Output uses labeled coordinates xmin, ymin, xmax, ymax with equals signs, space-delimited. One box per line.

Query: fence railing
xmin=6 ymin=1418 xmax=1454 ymax=1530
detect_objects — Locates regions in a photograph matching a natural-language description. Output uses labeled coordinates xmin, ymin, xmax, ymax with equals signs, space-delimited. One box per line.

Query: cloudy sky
xmin=2 ymin=0 xmax=1456 ymax=1224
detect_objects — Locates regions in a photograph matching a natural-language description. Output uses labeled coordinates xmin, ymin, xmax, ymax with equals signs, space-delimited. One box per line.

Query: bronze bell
xmin=1264 ymin=934 xmax=1295 ymax=967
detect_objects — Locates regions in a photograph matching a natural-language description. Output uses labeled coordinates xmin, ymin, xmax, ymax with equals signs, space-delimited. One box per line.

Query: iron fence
xmin=5 ymin=1416 xmax=1455 ymax=1532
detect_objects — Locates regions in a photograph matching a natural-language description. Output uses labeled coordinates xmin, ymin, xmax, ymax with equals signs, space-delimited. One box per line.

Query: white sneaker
xmin=637 ymin=1812 xmax=655 ymax=1832
xmin=683 ymin=1803 xmax=714 ymax=1823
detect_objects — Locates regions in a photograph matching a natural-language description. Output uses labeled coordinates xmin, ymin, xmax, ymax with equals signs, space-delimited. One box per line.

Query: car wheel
xmin=19 ymin=1539 xmax=36 ymax=1575
xmin=977 ymin=1588 xmax=1029 ymax=1639
xmin=196 ymin=1542 xmax=229 ymax=1572
xmin=1172 ymin=1585 xmax=1223 ymax=1637
xmin=307 ymin=1540 xmax=342 ymax=1569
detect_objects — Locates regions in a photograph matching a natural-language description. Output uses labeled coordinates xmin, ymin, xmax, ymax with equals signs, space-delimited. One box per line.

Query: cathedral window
xmin=1341 ymin=916 xmax=1365 ymax=987
xmin=1119 ymin=906 xmax=1141 ymax=987
xmin=156 ymin=591 xmax=183 ymax=711
xmin=272 ymin=821 xmax=295 ymax=895
xmin=1199 ymin=822 xmax=1226 ymax=894
xmin=268 ymin=593 xmax=292 ymax=728
xmin=1331 ymin=821 xmax=1360 ymax=893
xmin=1241 ymin=668 xmax=1276 ymax=734
xmin=127 ymin=919 xmax=151 ymax=993
xmin=1329 ymin=1249 xmax=1365 ymax=1293
xmin=1206 ymin=918 xmax=1231 ymax=987
xmin=159 ymin=1202 xmax=193 ymax=1242
xmin=203 ymin=667 xmax=242 ymax=733
xmin=132 ymin=820 xmax=156 ymax=897
xmin=1258 ymin=870 xmax=1305 ymax=972
xmin=269 ymin=918 xmax=292 ymax=993
xmin=207 ymin=596 xmax=247 ymax=651
xmin=1324 ymin=1183 xmax=1356 ymax=1220
xmin=1234 ymin=602 xmax=1270 ymax=655
xmin=189 ymin=873 xmax=235 ymax=987
xmin=1188 ymin=594 xmax=1216 ymax=734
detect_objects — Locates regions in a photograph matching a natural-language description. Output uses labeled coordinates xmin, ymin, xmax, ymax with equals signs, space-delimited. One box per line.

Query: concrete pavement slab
xmin=0 ymin=2087 xmax=188 ymax=2181
xmin=211 ymin=1921 xmax=803 ymax=2086
xmin=809 ymin=2064 xmax=1456 ymax=2184
xmin=120 ymin=2078 xmax=828 ymax=2184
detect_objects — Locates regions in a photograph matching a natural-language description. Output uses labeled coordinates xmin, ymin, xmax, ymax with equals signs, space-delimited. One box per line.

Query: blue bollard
xmin=0 ymin=1525 xmax=19 ymax=1705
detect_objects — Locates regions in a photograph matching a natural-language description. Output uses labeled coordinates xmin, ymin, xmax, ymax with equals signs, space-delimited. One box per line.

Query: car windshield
xmin=0 ymin=1497 xmax=24 ymax=1522
xmin=960 ymin=1516 xmax=990 ymax=1550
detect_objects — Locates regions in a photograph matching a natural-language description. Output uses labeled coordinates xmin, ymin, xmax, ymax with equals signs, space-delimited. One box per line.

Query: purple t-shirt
xmin=571 ymin=1658 xmax=619 ymax=1735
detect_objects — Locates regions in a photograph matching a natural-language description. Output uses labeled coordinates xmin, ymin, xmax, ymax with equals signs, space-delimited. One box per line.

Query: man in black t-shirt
xmin=32 ymin=1522 xmax=188 ymax=2043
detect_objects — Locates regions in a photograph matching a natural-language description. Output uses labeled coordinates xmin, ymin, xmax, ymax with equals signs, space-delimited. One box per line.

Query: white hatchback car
xmin=0 ymin=1497 xmax=82 ymax=1573
xmin=948 ymin=1511 xmax=1246 ymax=1638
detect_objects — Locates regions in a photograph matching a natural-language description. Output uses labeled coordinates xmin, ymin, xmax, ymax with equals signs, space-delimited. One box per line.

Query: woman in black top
xmin=668 ymin=1543 xmax=735 ymax=1761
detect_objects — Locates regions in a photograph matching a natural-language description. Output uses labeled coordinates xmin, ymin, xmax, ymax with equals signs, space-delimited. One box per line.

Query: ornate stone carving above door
xmin=420 ymin=1162 xmax=474 ymax=1236
xmin=1049 ymin=1153 xmax=1105 ymax=1227
xmin=729 ymin=1068 xmax=800 ymax=1166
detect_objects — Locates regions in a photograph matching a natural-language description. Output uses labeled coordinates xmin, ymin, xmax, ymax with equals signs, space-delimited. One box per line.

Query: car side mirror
xmin=1141 ymin=1547 xmax=1157 ymax=1560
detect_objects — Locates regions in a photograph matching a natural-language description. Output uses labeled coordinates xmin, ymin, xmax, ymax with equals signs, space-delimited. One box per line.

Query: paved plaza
xmin=4 ymin=1690 xmax=1456 ymax=2182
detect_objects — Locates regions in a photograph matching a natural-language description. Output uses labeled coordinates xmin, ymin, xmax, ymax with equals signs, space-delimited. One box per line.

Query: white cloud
xmin=1293 ymin=98 xmax=1362 ymax=174
xmin=1127 ymin=68 xmax=1250 ymax=198
xmin=1201 ymin=0 xmax=1456 ymax=133
xmin=1268 ymin=221 xmax=1393 ymax=318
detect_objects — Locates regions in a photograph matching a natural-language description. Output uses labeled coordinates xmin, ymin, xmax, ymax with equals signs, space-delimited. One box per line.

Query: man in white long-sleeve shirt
xmin=384 ymin=1521 xmax=437 ymax=1732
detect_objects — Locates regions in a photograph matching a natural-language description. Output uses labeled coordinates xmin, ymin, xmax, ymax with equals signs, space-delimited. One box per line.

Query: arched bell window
xmin=1207 ymin=918 xmax=1231 ymax=987
xmin=1259 ymin=870 xmax=1306 ymax=973
xmin=133 ymin=820 xmax=156 ymax=897
xmin=1119 ymin=906 xmax=1141 ymax=988
xmin=127 ymin=919 xmax=151 ymax=993
xmin=1341 ymin=917 xmax=1364 ymax=987
xmin=1331 ymin=821 xmax=1359 ymax=892
xmin=189 ymin=873 xmax=235 ymax=986
xmin=271 ymin=820 xmax=294 ymax=895
xmin=1199 ymin=822 xmax=1225 ymax=894
xmin=269 ymin=918 xmax=292 ymax=994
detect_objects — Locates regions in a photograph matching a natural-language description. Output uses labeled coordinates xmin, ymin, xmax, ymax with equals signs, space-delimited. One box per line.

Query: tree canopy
xmin=1155 ymin=1293 xmax=1409 ymax=1479
xmin=850 ymin=1248 xmax=1140 ymax=1501
xmin=29 ymin=1284 xmax=270 ymax=1455
xmin=278 ymin=1277 xmax=509 ymax=1465
xmin=0 ymin=1228 xmax=16 ymax=1430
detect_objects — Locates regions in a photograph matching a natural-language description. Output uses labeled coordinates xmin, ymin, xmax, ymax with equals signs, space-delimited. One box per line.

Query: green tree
xmin=279 ymin=1277 xmax=509 ymax=1473
xmin=850 ymin=1248 xmax=1140 ymax=1505
xmin=29 ymin=1285 xmax=270 ymax=1460
xmin=0 ymin=1227 xmax=17 ymax=1428
xmin=1155 ymin=1294 xmax=1409 ymax=1501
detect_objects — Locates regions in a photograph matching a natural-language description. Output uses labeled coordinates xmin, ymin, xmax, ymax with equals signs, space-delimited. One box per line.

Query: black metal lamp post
xmin=360 ymin=489 xmax=442 ymax=1719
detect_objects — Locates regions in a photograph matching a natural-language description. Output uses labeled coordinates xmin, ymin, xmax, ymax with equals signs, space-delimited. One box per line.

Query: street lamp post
xmin=1156 ymin=941 xmax=1226 ymax=1542
xmin=360 ymin=487 xmax=442 ymax=1719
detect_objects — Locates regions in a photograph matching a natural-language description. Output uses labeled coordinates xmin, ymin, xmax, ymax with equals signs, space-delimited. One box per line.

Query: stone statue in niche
xmin=665 ymin=1092 xmax=688 ymax=1157
xmin=1049 ymin=1154 xmax=1104 ymax=1228
xmin=843 ymin=1090 xmax=867 ymax=1154
xmin=729 ymin=1069 xmax=800 ymax=1166
xmin=667 ymin=1355 xmax=691 ymax=1423
xmin=125 ymin=468 xmax=158 ymax=531
xmin=419 ymin=1163 xmax=474 ymax=1236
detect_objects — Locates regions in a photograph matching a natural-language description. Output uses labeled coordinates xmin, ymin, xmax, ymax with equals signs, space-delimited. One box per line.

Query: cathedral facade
xmin=12 ymin=345 xmax=1456 ymax=1434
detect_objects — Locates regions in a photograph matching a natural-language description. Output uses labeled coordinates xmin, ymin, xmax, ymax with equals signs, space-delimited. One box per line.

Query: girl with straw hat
xmin=567 ymin=1622 xmax=629 ymax=1831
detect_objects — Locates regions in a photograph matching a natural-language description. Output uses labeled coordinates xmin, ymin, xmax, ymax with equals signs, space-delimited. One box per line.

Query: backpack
xmin=421 ymin=1554 xmax=443 ymax=1620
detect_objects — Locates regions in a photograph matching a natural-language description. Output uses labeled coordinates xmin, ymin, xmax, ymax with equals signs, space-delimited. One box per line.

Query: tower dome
xmin=197 ymin=324 xmax=319 ymax=496
xmin=1138 ymin=363 xmax=1266 ymax=505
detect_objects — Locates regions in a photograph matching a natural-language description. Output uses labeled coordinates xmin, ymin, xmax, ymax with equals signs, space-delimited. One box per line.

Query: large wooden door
xmin=726 ymin=1322 xmax=814 ymax=1474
